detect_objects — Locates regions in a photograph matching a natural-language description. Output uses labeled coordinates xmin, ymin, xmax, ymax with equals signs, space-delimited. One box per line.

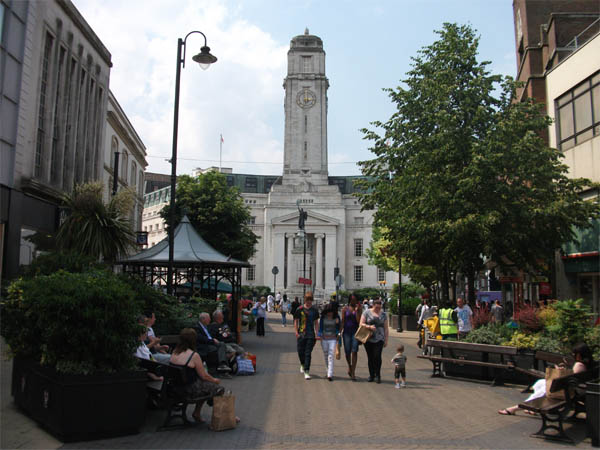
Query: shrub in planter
xmin=515 ymin=305 xmax=543 ymax=332
xmin=2 ymin=270 xmax=142 ymax=373
xmin=463 ymin=323 xmax=505 ymax=345
xmin=20 ymin=251 xmax=107 ymax=279
xmin=534 ymin=335 xmax=564 ymax=354
xmin=472 ymin=308 xmax=492 ymax=329
xmin=1 ymin=270 xmax=147 ymax=441
xmin=502 ymin=331 xmax=539 ymax=350
xmin=548 ymin=299 xmax=592 ymax=349
xmin=399 ymin=297 xmax=422 ymax=316
xmin=585 ymin=326 xmax=600 ymax=361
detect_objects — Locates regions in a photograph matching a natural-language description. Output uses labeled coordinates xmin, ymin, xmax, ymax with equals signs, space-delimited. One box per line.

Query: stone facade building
xmin=143 ymin=30 xmax=400 ymax=301
xmin=1 ymin=0 xmax=147 ymax=282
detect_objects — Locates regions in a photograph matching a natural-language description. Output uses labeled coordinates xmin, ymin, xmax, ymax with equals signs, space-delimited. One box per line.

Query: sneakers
xmin=300 ymin=365 xmax=305 ymax=374
xmin=395 ymin=383 xmax=401 ymax=389
xmin=217 ymin=364 xmax=232 ymax=373
xmin=304 ymin=372 xmax=311 ymax=380
xmin=401 ymin=382 xmax=406 ymax=388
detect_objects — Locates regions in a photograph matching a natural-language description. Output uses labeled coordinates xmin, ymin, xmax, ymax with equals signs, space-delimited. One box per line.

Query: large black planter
xmin=587 ymin=380 xmax=600 ymax=447
xmin=12 ymin=358 xmax=147 ymax=442
xmin=401 ymin=315 xmax=418 ymax=331
xmin=441 ymin=348 xmax=489 ymax=380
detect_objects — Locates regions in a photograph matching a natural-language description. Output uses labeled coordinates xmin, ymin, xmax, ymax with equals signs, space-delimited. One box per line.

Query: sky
xmin=73 ymin=0 xmax=517 ymax=177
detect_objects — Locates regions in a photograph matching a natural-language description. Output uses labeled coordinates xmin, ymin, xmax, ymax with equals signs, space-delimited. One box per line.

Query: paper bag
xmin=335 ymin=338 xmax=341 ymax=360
xmin=354 ymin=324 xmax=373 ymax=344
xmin=210 ymin=392 xmax=237 ymax=431
xmin=545 ymin=366 xmax=573 ymax=400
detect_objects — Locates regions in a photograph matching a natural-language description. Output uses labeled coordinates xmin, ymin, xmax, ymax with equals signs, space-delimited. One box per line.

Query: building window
xmin=354 ymin=265 xmax=363 ymax=282
xmin=556 ymin=71 xmax=600 ymax=150
xmin=50 ymin=46 xmax=66 ymax=183
xmin=35 ymin=32 xmax=54 ymax=178
xmin=138 ymin=170 xmax=144 ymax=195
xmin=121 ymin=151 xmax=128 ymax=182
xmin=354 ymin=217 xmax=364 ymax=225
xmin=377 ymin=268 xmax=386 ymax=282
xmin=246 ymin=265 xmax=256 ymax=281
xmin=131 ymin=162 xmax=137 ymax=188
xmin=301 ymin=56 xmax=312 ymax=73
xmin=245 ymin=177 xmax=257 ymax=189
xmin=304 ymin=142 xmax=308 ymax=160
xmin=265 ymin=177 xmax=276 ymax=192
xmin=248 ymin=216 xmax=256 ymax=225
xmin=304 ymin=115 xmax=308 ymax=133
xmin=354 ymin=238 xmax=363 ymax=257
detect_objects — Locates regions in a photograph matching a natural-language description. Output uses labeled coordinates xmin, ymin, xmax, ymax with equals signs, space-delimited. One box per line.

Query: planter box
xmin=13 ymin=359 xmax=147 ymax=442
xmin=587 ymin=380 xmax=600 ymax=447
xmin=389 ymin=315 xmax=398 ymax=330
xmin=401 ymin=315 xmax=418 ymax=331
xmin=441 ymin=348 xmax=489 ymax=380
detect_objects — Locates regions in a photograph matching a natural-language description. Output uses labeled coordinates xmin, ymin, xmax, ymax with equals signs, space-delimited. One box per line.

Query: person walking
xmin=290 ymin=296 xmax=300 ymax=316
xmin=491 ymin=299 xmax=503 ymax=323
xmin=454 ymin=297 xmax=473 ymax=339
xmin=267 ymin=294 xmax=274 ymax=312
xmin=417 ymin=299 xmax=432 ymax=349
xmin=294 ymin=292 xmax=320 ymax=380
xmin=391 ymin=344 xmax=408 ymax=388
xmin=254 ymin=297 xmax=267 ymax=336
xmin=318 ymin=304 xmax=340 ymax=381
xmin=360 ymin=299 xmax=389 ymax=383
xmin=341 ymin=294 xmax=361 ymax=380
xmin=280 ymin=296 xmax=290 ymax=327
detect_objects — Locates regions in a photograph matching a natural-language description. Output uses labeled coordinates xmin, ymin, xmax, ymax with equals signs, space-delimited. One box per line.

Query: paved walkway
xmin=2 ymin=313 xmax=594 ymax=449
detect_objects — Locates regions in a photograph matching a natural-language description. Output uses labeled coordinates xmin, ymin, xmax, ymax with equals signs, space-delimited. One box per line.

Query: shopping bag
xmin=354 ymin=324 xmax=373 ymax=344
xmin=545 ymin=366 xmax=573 ymax=400
xmin=210 ymin=392 xmax=237 ymax=431
xmin=335 ymin=337 xmax=341 ymax=360
xmin=236 ymin=356 xmax=255 ymax=375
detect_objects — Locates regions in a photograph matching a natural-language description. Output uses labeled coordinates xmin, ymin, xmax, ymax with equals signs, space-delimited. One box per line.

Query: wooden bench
xmin=137 ymin=357 xmax=220 ymax=431
xmin=417 ymin=340 xmax=518 ymax=385
xmin=518 ymin=364 xmax=599 ymax=443
xmin=514 ymin=351 xmax=574 ymax=393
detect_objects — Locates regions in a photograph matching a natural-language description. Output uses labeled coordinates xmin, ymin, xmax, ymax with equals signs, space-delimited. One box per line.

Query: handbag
xmin=210 ymin=391 xmax=237 ymax=431
xmin=354 ymin=324 xmax=373 ymax=344
xmin=335 ymin=337 xmax=341 ymax=360
xmin=251 ymin=307 xmax=258 ymax=316
xmin=545 ymin=366 xmax=573 ymax=400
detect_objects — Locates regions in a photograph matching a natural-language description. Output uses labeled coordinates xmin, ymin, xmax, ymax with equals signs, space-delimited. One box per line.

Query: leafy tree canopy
xmin=161 ymin=172 xmax=257 ymax=261
xmin=358 ymin=23 xmax=599 ymax=289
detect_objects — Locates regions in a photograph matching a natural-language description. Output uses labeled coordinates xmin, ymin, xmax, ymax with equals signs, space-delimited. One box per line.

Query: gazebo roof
xmin=121 ymin=215 xmax=249 ymax=267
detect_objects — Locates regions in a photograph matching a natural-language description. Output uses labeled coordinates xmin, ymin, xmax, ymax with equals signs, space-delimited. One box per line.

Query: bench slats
xmin=426 ymin=340 xmax=518 ymax=355
xmin=418 ymin=355 xmax=512 ymax=370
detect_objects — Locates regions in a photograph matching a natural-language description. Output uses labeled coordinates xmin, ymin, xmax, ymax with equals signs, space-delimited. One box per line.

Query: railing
xmin=564 ymin=16 xmax=600 ymax=50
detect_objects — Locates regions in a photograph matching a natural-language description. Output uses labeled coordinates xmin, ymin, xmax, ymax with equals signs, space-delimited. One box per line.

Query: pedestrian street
xmin=2 ymin=312 xmax=593 ymax=449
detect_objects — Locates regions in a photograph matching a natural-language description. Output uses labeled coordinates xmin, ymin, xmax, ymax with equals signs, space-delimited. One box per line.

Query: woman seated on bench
xmin=170 ymin=328 xmax=239 ymax=424
xmin=498 ymin=342 xmax=592 ymax=416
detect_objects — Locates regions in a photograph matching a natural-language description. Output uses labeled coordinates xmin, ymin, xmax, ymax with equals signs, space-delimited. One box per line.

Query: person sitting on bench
xmin=498 ymin=342 xmax=592 ymax=415
xmin=194 ymin=312 xmax=232 ymax=373
xmin=209 ymin=310 xmax=245 ymax=357
xmin=169 ymin=328 xmax=227 ymax=423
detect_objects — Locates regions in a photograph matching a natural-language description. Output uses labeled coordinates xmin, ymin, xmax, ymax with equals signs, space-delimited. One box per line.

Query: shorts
xmin=394 ymin=366 xmax=406 ymax=379
xmin=342 ymin=332 xmax=359 ymax=355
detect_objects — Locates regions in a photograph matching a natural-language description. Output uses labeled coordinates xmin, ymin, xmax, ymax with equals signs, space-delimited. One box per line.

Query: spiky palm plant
xmin=56 ymin=183 xmax=136 ymax=262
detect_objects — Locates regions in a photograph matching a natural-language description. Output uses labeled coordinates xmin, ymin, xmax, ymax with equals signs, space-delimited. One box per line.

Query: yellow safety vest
xmin=439 ymin=308 xmax=457 ymax=335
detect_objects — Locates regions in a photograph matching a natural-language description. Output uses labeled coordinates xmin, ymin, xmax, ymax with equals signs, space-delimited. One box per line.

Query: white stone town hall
xmin=143 ymin=30 xmax=400 ymax=301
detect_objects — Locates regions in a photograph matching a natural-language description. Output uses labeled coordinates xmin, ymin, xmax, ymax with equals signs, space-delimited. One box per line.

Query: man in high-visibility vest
xmin=438 ymin=303 xmax=458 ymax=340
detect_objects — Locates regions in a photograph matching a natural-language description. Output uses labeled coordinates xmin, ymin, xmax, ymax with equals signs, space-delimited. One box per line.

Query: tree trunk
xmin=467 ymin=269 xmax=476 ymax=304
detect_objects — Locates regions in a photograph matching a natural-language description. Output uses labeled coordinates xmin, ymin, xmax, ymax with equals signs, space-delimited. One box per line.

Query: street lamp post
xmin=397 ymin=254 xmax=403 ymax=332
xmin=296 ymin=200 xmax=308 ymax=297
xmin=167 ymin=31 xmax=217 ymax=296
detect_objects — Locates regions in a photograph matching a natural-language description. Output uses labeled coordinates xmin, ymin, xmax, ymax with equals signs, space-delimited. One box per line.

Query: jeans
xmin=364 ymin=340 xmax=384 ymax=378
xmin=297 ymin=336 xmax=316 ymax=372
xmin=342 ymin=331 xmax=359 ymax=356
xmin=256 ymin=317 xmax=265 ymax=336
xmin=281 ymin=312 xmax=287 ymax=325
xmin=321 ymin=338 xmax=337 ymax=377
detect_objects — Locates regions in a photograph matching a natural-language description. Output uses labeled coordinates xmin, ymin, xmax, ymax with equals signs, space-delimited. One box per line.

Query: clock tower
xmin=282 ymin=29 xmax=329 ymax=186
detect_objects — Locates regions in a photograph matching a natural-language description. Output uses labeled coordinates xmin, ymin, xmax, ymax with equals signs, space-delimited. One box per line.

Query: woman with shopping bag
xmin=498 ymin=342 xmax=593 ymax=415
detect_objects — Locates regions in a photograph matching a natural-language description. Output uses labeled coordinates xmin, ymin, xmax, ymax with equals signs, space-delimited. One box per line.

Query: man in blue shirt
xmin=195 ymin=312 xmax=231 ymax=372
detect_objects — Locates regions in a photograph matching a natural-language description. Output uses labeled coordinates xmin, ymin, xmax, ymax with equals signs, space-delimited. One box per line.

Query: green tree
xmin=56 ymin=183 xmax=136 ymax=262
xmin=161 ymin=172 xmax=257 ymax=261
xmin=359 ymin=23 xmax=598 ymax=303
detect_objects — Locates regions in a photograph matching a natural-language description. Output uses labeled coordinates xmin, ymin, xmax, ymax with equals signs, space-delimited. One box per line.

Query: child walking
xmin=392 ymin=344 xmax=407 ymax=388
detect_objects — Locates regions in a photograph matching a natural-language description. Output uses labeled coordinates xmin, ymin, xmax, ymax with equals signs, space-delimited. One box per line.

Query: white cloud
xmin=74 ymin=0 xmax=287 ymax=176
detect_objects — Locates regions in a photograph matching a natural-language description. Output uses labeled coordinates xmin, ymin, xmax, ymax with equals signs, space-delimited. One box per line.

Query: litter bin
xmin=587 ymin=380 xmax=600 ymax=447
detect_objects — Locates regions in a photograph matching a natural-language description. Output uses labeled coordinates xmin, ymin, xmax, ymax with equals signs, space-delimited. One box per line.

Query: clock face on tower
xmin=296 ymin=88 xmax=316 ymax=109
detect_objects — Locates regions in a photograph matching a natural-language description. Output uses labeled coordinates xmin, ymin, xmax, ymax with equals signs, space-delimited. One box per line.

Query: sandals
xmin=498 ymin=409 xmax=515 ymax=416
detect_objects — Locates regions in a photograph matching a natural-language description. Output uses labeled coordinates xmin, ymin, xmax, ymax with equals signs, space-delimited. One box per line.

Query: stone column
xmin=273 ymin=232 xmax=285 ymax=292
xmin=286 ymin=233 xmax=295 ymax=289
xmin=315 ymin=233 xmax=324 ymax=290
xmin=325 ymin=231 xmax=337 ymax=292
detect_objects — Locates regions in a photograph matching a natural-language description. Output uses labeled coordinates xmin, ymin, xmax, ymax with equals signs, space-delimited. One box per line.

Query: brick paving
xmin=2 ymin=313 xmax=594 ymax=449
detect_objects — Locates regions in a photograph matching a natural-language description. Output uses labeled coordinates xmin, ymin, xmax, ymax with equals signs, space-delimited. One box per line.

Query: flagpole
xmin=219 ymin=134 xmax=222 ymax=172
